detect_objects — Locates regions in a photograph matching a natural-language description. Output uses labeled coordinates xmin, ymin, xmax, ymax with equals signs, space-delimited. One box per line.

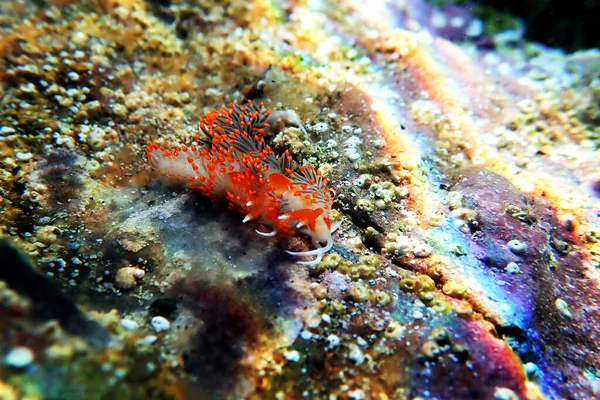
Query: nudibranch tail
xmin=147 ymin=101 xmax=335 ymax=266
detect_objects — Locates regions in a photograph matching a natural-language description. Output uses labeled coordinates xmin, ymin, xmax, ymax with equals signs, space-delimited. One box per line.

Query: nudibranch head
xmin=147 ymin=101 xmax=336 ymax=266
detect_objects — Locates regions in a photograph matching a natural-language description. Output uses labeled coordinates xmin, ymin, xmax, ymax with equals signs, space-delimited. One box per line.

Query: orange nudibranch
xmin=147 ymin=101 xmax=337 ymax=266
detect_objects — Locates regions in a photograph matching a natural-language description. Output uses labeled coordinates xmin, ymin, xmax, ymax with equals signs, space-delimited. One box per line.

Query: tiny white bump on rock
xmin=283 ymin=350 xmax=300 ymax=362
xmin=505 ymin=262 xmax=521 ymax=274
xmin=4 ymin=347 xmax=34 ymax=368
xmin=413 ymin=310 xmax=424 ymax=320
xmin=300 ymin=330 xmax=313 ymax=341
xmin=151 ymin=316 xmax=170 ymax=332
xmin=313 ymin=122 xmax=329 ymax=133
xmin=15 ymin=152 xmax=33 ymax=161
xmin=326 ymin=334 xmax=340 ymax=349
xmin=120 ymin=319 xmax=139 ymax=331
xmin=144 ymin=335 xmax=158 ymax=344
xmin=507 ymin=240 xmax=528 ymax=255
xmin=347 ymin=343 xmax=365 ymax=365
xmin=494 ymin=387 xmax=518 ymax=400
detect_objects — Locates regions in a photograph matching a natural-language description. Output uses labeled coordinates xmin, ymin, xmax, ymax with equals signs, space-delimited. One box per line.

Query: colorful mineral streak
xmin=0 ymin=0 xmax=598 ymax=399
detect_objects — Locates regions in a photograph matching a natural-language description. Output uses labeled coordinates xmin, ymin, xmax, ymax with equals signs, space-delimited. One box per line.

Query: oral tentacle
xmin=255 ymin=228 xmax=277 ymax=237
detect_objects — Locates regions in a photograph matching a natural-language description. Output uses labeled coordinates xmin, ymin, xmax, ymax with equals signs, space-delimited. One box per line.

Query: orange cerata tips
xmin=147 ymin=101 xmax=338 ymax=266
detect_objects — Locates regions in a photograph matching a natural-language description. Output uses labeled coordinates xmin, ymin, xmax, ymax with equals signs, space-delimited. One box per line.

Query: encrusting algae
xmin=1 ymin=0 xmax=599 ymax=398
xmin=147 ymin=101 xmax=338 ymax=265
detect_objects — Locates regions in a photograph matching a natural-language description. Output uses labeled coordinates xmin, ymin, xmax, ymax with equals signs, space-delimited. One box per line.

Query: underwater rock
xmin=0 ymin=240 xmax=110 ymax=348
xmin=0 ymin=0 xmax=598 ymax=399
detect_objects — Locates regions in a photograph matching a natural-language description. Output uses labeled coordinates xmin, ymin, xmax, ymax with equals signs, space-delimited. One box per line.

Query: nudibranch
xmin=147 ymin=101 xmax=337 ymax=266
